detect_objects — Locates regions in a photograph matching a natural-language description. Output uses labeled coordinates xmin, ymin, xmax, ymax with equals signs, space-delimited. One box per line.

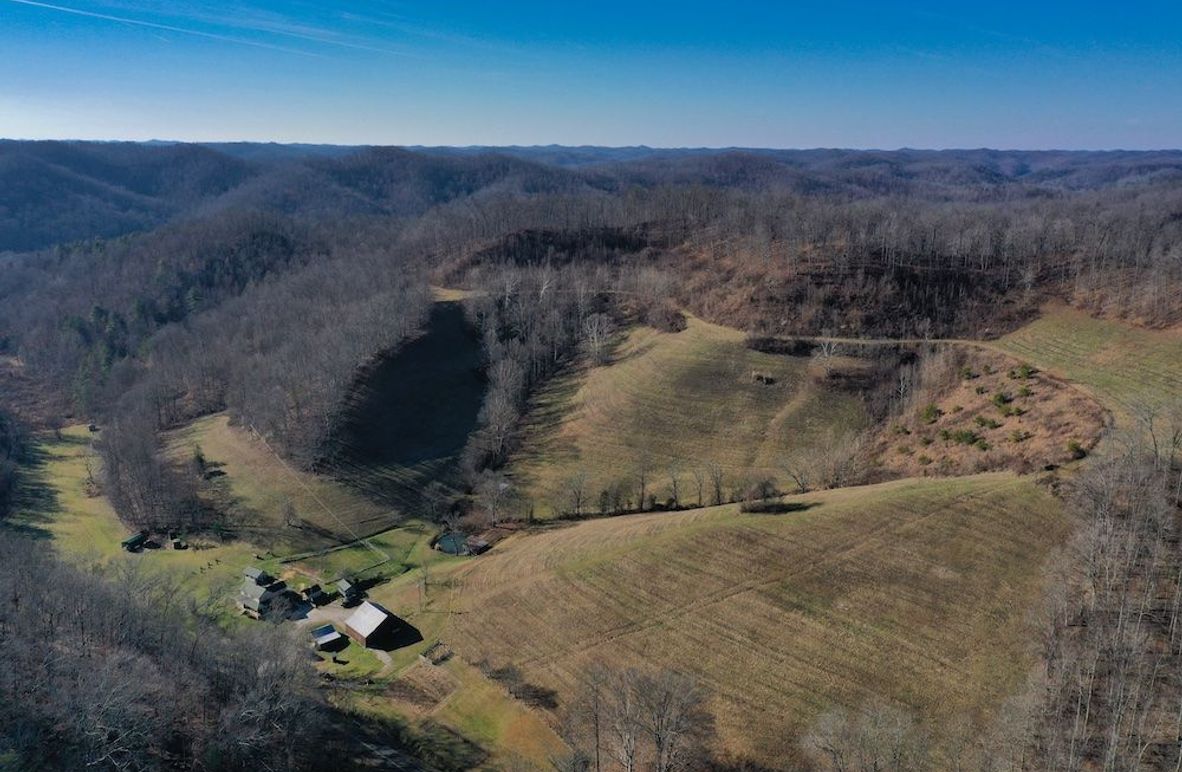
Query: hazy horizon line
xmin=2 ymin=137 xmax=1181 ymax=154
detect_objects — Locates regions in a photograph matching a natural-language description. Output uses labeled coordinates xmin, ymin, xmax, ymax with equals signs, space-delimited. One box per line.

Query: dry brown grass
xmin=442 ymin=472 xmax=1069 ymax=766
xmin=870 ymin=350 xmax=1107 ymax=478
xmin=508 ymin=315 xmax=869 ymax=516
xmin=994 ymin=303 xmax=1182 ymax=429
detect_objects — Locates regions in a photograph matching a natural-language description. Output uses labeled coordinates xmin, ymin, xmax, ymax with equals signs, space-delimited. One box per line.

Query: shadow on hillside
xmin=740 ymin=500 xmax=819 ymax=515
xmin=506 ymin=363 xmax=584 ymax=494
xmin=325 ymin=709 xmax=487 ymax=771
xmin=327 ymin=302 xmax=485 ymax=509
xmin=2 ymin=442 xmax=62 ymax=540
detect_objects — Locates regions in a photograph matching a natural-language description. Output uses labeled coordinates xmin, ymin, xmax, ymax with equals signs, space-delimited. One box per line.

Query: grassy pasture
xmin=994 ymin=303 xmax=1182 ymax=426
xmin=166 ymin=413 xmax=400 ymax=552
xmin=509 ymin=315 xmax=869 ymax=516
xmin=13 ymin=425 xmax=563 ymax=766
xmin=445 ymin=472 xmax=1069 ymax=765
xmin=8 ymin=426 xmax=258 ymax=623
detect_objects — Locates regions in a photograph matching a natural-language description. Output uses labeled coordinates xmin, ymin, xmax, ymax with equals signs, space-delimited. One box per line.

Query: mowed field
xmin=994 ymin=303 xmax=1182 ymax=425
xmin=165 ymin=414 xmax=401 ymax=552
xmin=510 ymin=315 xmax=869 ymax=516
xmin=445 ymin=473 xmax=1070 ymax=765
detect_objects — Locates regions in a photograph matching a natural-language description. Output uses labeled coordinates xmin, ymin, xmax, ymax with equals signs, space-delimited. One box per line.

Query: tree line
xmin=554 ymin=664 xmax=715 ymax=772
xmin=1030 ymin=409 xmax=1182 ymax=770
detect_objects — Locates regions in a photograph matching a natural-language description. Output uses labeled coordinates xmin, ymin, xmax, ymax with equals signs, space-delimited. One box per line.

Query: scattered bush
xmin=959 ymin=366 xmax=978 ymax=380
xmin=992 ymin=391 xmax=1013 ymax=408
xmin=974 ymin=438 xmax=991 ymax=451
xmin=948 ymin=429 xmax=982 ymax=445
xmin=1018 ymin=385 xmax=1033 ymax=398
xmin=744 ymin=479 xmax=779 ymax=501
xmin=920 ymin=403 xmax=943 ymax=424
xmin=917 ymin=454 xmax=933 ymax=466
xmin=1010 ymin=429 xmax=1032 ymax=443
xmin=974 ymin=415 xmax=1002 ymax=429
xmin=1067 ymin=440 xmax=1087 ymax=459
xmin=1008 ymin=363 xmax=1037 ymax=380
xmin=892 ymin=424 xmax=911 ymax=435
xmin=974 ymin=385 xmax=988 ymax=395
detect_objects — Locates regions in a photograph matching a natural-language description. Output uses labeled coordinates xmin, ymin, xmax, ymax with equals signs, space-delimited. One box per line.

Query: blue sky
xmin=1 ymin=1 xmax=1180 ymax=148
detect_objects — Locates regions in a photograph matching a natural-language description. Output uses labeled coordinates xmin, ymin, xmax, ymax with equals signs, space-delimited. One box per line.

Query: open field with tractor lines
xmin=444 ymin=472 xmax=1070 ymax=765
xmin=509 ymin=315 xmax=871 ymax=516
xmin=13 ymin=306 xmax=1179 ymax=768
xmin=994 ymin=304 xmax=1182 ymax=426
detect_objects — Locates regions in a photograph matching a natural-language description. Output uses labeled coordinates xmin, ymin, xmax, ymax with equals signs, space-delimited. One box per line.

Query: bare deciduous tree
xmin=564 ymin=468 xmax=589 ymax=517
xmin=706 ymin=461 xmax=725 ymax=506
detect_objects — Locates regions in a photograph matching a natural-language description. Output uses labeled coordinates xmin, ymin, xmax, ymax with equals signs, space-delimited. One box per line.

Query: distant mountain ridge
xmin=2 ymin=139 xmax=1181 ymax=253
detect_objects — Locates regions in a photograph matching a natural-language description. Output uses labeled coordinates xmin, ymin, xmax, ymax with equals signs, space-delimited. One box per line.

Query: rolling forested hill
xmin=2 ymin=141 xmax=1181 ymax=770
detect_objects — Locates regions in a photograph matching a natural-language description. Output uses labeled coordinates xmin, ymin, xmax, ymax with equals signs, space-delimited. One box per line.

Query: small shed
xmin=238 ymin=580 xmax=281 ymax=620
xmin=310 ymin=623 xmax=344 ymax=651
xmin=343 ymin=601 xmax=403 ymax=648
xmin=121 ymin=531 xmax=148 ymax=552
xmin=303 ymin=584 xmax=329 ymax=606
xmin=337 ymin=578 xmax=361 ymax=604
xmin=243 ymin=566 xmax=274 ymax=586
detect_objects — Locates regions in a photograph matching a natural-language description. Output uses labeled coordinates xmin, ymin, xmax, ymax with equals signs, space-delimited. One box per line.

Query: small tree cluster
xmin=557 ymin=664 xmax=715 ymax=772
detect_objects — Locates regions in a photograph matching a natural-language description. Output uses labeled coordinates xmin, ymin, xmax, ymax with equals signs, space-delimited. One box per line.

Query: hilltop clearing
xmin=867 ymin=348 xmax=1106 ymax=479
xmin=506 ymin=315 xmax=871 ymax=517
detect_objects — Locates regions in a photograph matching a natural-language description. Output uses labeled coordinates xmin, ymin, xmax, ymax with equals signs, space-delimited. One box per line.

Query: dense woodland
xmin=2 ymin=142 xmax=1182 ymax=769
xmin=0 ymin=538 xmax=326 ymax=770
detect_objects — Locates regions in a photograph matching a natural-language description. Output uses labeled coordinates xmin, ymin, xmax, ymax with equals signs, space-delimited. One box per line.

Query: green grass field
xmin=994 ymin=303 xmax=1182 ymax=426
xmin=166 ymin=414 xmax=403 ymax=553
xmin=443 ymin=472 xmax=1069 ymax=765
xmin=12 ymin=425 xmax=562 ymax=767
xmin=509 ymin=315 xmax=870 ymax=516
xmin=8 ymin=426 xmax=259 ymax=624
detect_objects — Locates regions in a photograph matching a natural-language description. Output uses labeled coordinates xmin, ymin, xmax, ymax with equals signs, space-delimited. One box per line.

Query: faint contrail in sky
xmin=3 ymin=0 xmax=325 ymax=57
